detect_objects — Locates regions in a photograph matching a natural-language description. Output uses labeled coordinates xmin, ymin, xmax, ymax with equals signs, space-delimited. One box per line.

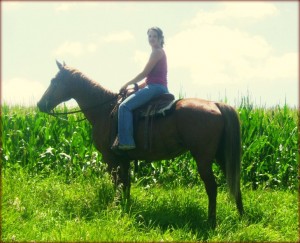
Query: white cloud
xmin=2 ymin=78 xmax=46 ymax=106
xmin=133 ymin=50 xmax=148 ymax=68
xmin=53 ymin=41 xmax=84 ymax=58
xmin=2 ymin=2 xmax=23 ymax=11
xmin=102 ymin=31 xmax=135 ymax=43
xmin=256 ymin=52 xmax=298 ymax=81
xmin=53 ymin=30 xmax=134 ymax=58
xmin=164 ymin=2 xmax=296 ymax=92
xmin=87 ymin=42 xmax=98 ymax=53
xmin=165 ymin=26 xmax=275 ymax=87
xmin=53 ymin=41 xmax=99 ymax=58
xmin=188 ymin=2 xmax=278 ymax=26
xmin=54 ymin=2 xmax=100 ymax=13
xmin=54 ymin=3 xmax=74 ymax=12
xmin=221 ymin=2 xmax=278 ymax=19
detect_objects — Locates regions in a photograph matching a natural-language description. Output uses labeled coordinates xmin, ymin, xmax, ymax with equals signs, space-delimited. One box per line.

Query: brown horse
xmin=37 ymin=61 xmax=244 ymax=227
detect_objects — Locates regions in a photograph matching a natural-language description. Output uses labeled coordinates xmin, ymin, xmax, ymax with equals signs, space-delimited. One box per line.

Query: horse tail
xmin=216 ymin=103 xmax=242 ymax=200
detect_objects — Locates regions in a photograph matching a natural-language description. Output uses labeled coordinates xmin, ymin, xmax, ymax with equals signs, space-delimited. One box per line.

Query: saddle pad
xmin=139 ymin=99 xmax=177 ymax=117
xmin=135 ymin=93 xmax=177 ymax=118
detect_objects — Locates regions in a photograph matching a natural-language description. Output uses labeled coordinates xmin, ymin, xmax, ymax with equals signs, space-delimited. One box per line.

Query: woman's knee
xmin=119 ymin=102 xmax=131 ymax=112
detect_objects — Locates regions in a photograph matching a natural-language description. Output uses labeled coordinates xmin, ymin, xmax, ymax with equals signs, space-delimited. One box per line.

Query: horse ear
xmin=56 ymin=60 xmax=63 ymax=70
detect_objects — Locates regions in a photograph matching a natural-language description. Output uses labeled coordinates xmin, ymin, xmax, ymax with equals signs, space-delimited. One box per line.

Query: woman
xmin=113 ymin=27 xmax=169 ymax=151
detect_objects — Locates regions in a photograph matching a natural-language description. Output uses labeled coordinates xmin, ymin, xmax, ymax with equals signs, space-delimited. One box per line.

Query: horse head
xmin=37 ymin=60 xmax=73 ymax=112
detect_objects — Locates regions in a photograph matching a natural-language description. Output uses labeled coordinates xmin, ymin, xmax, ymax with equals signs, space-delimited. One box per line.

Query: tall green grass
xmin=2 ymin=168 xmax=297 ymax=242
xmin=238 ymin=97 xmax=298 ymax=190
xmin=1 ymin=99 xmax=298 ymax=241
xmin=1 ymin=104 xmax=101 ymax=181
xmin=1 ymin=99 xmax=298 ymax=190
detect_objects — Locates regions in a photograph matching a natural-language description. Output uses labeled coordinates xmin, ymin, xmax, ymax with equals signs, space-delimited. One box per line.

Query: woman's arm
xmin=121 ymin=49 xmax=164 ymax=90
xmin=138 ymin=80 xmax=147 ymax=89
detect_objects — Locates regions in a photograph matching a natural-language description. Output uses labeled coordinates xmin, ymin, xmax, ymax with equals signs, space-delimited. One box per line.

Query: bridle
xmin=45 ymin=94 xmax=121 ymax=122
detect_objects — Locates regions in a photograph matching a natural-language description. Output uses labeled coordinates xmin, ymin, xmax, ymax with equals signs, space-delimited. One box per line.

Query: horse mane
xmin=65 ymin=66 xmax=117 ymax=100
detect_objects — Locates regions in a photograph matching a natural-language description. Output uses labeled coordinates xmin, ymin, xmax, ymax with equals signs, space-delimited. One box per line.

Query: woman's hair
xmin=147 ymin=27 xmax=165 ymax=47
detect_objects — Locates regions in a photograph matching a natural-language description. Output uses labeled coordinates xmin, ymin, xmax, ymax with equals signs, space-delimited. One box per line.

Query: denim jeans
xmin=118 ymin=84 xmax=169 ymax=146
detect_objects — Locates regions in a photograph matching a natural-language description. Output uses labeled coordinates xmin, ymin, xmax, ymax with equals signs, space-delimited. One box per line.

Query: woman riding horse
xmin=114 ymin=27 xmax=169 ymax=151
xmin=37 ymin=30 xmax=244 ymax=227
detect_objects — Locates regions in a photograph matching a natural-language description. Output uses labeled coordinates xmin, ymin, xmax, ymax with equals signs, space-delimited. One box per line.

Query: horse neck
xmin=71 ymin=73 xmax=117 ymax=125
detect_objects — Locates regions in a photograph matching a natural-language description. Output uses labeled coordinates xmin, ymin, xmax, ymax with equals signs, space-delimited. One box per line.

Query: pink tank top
xmin=146 ymin=50 xmax=168 ymax=86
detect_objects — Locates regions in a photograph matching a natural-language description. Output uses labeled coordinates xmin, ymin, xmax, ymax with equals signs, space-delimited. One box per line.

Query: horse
xmin=37 ymin=61 xmax=244 ymax=227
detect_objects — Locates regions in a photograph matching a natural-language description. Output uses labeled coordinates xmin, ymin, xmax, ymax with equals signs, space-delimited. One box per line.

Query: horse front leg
xmin=119 ymin=160 xmax=131 ymax=201
xmin=236 ymin=188 xmax=244 ymax=216
xmin=107 ymin=159 xmax=131 ymax=201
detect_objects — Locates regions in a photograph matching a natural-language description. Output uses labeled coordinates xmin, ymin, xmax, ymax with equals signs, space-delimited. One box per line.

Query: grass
xmin=1 ymin=102 xmax=298 ymax=189
xmin=2 ymin=168 xmax=298 ymax=242
xmin=1 ymin=101 xmax=298 ymax=241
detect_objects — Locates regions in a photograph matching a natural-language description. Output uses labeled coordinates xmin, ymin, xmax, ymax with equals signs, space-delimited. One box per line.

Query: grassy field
xmin=1 ymin=101 xmax=299 ymax=241
xmin=2 ymin=168 xmax=298 ymax=242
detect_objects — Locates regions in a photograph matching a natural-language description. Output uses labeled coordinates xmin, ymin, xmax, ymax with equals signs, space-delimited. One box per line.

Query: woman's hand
xmin=126 ymin=88 xmax=135 ymax=96
xmin=121 ymin=83 xmax=128 ymax=91
xmin=120 ymin=81 xmax=136 ymax=93
xmin=119 ymin=83 xmax=129 ymax=94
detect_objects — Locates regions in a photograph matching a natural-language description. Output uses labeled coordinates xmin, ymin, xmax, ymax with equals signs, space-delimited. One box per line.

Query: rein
xmin=46 ymin=111 xmax=87 ymax=122
xmin=46 ymin=95 xmax=119 ymax=122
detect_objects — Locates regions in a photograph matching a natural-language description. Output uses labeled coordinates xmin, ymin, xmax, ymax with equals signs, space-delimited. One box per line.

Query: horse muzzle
xmin=37 ymin=100 xmax=51 ymax=113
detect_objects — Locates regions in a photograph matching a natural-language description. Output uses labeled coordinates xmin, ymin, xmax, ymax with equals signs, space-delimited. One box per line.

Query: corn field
xmin=1 ymin=100 xmax=298 ymax=190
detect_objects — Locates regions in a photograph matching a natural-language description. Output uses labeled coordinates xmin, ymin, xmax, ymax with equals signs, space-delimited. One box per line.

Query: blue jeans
xmin=118 ymin=84 xmax=169 ymax=146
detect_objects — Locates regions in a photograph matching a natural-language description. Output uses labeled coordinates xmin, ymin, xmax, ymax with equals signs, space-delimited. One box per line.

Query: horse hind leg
xmin=193 ymin=152 xmax=217 ymax=228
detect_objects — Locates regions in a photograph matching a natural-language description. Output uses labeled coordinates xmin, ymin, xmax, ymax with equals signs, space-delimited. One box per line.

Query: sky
xmin=2 ymin=1 xmax=299 ymax=108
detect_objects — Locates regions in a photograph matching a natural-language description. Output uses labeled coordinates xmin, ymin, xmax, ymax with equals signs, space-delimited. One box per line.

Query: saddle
xmin=134 ymin=93 xmax=176 ymax=118
xmin=110 ymin=93 xmax=177 ymax=151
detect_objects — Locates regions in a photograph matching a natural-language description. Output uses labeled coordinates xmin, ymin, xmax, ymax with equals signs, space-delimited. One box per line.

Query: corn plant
xmin=1 ymin=99 xmax=298 ymax=190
